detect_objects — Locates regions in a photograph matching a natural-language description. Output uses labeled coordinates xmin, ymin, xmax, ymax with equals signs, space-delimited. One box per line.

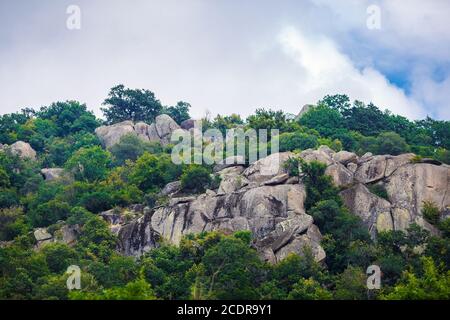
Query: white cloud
xmin=411 ymin=69 xmax=450 ymax=120
xmin=278 ymin=26 xmax=426 ymax=119
xmin=0 ymin=0 xmax=448 ymax=120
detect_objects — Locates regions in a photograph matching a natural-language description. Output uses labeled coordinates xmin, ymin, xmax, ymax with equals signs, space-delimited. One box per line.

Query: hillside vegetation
xmin=0 ymin=86 xmax=449 ymax=300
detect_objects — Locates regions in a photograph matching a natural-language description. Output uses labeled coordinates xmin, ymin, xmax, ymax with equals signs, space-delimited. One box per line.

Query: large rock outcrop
xmin=243 ymin=152 xmax=293 ymax=184
xmin=95 ymin=115 xmax=181 ymax=148
xmin=354 ymin=153 xmax=415 ymax=183
xmin=103 ymin=153 xmax=326 ymax=263
xmin=126 ymin=183 xmax=325 ymax=263
xmin=385 ymin=163 xmax=450 ymax=233
xmin=99 ymin=146 xmax=449 ymax=262
xmin=340 ymin=183 xmax=393 ymax=238
xmin=0 ymin=141 xmax=37 ymax=160
xmin=41 ymin=168 xmax=64 ymax=181
xmin=33 ymin=224 xmax=80 ymax=249
xmin=287 ymin=147 xmax=449 ymax=237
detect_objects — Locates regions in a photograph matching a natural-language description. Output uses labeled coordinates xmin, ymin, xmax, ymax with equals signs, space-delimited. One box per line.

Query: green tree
xmin=382 ymin=257 xmax=450 ymax=299
xmin=66 ymin=206 xmax=95 ymax=226
xmin=212 ymin=114 xmax=244 ymax=135
xmin=0 ymin=111 xmax=30 ymax=144
xmin=0 ymin=167 xmax=10 ymax=188
xmin=129 ymin=153 xmax=182 ymax=192
xmin=43 ymin=133 xmax=101 ymax=167
xmin=88 ymin=255 xmax=138 ymax=288
xmin=70 ymin=278 xmax=156 ymax=300
xmin=318 ymin=94 xmax=351 ymax=113
xmin=298 ymin=104 xmax=343 ymax=136
xmin=65 ymin=146 xmax=112 ymax=182
xmin=110 ymin=134 xmax=162 ymax=165
xmin=269 ymin=251 xmax=329 ymax=297
xmin=180 ymin=165 xmax=212 ymax=194
xmin=34 ymin=272 xmax=99 ymax=300
xmin=101 ymin=85 xmax=163 ymax=124
xmin=41 ymin=243 xmax=78 ymax=273
xmin=76 ymin=216 xmax=117 ymax=262
xmin=376 ymin=131 xmax=409 ymax=155
xmin=342 ymin=101 xmax=388 ymax=136
xmin=29 ymin=200 xmax=71 ymax=227
xmin=141 ymin=244 xmax=194 ymax=299
xmin=299 ymin=160 xmax=340 ymax=210
xmin=247 ymin=108 xmax=291 ymax=133
xmin=0 ymin=207 xmax=29 ymax=241
xmin=334 ymin=266 xmax=367 ymax=300
xmin=287 ymin=278 xmax=332 ymax=300
xmin=163 ymin=101 xmax=191 ymax=124
xmin=194 ymin=235 xmax=265 ymax=299
xmin=36 ymin=101 xmax=99 ymax=136
xmin=279 ymin=131 xmax=318 ymax=152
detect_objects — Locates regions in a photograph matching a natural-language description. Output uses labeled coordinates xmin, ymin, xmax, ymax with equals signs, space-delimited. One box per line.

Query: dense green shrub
xmin=180 ymin=165 xmax=212 ymax=194
xmin=65 ymin=146 xmax=112 ymax=182
xmin=129 ymin=152 xmax=183 ymax=192
xmin=110 ymin=134 xmax=163 ymax=165
xmin=368 ymin=184 xmax=389 ymax=200
xmin=422 ymin=201 xmax=441 ymax=225
xmin=279 ymin=131 xmax=318 ymax=152
xmin=29 ymin=200 xmax=71 ymax=227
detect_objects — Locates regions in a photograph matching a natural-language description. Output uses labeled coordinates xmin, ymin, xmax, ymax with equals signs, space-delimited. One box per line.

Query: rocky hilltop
xmin=95 ymin=114 xmax=181 ymax=148
xmin=87 ymin=118 xmax=450 ymax=264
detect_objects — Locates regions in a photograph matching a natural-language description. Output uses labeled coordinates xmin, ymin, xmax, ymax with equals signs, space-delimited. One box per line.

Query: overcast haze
xmin=1 ymin=0 xmax=450 ymax=120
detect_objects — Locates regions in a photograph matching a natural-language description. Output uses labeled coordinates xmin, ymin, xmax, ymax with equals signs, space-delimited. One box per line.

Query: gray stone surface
xmin=95 ymin=115 xmax=181 ymax=148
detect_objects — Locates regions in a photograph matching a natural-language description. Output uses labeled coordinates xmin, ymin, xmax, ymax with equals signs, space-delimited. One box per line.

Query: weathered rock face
xmin=117 ymin=212 xmax=160 ymax=257
xmin=95 ymin=115 xmax=181 ymax=148
xmin=2 ymin=141 xmax=37 ymax=160
xmin=41 ymin=168 xmax=64 ymax=181
xmin=340 ymin=155 xmax=449 ymax=237
xmin=105 ymin=153 xmax=325 ymax=263
xmin=34 ymin=228 xmax=52 ymax=242
xmin=271 ymin=147 xmax=449 ymax=237
xmin=95 ymin=121 xmax=136 ymax=148
xmin=300 ymin=148 xmax=334 ymax=166
xmin=354 ymin=155 xmax=387 ymax=183
xmin=354 ymin=154 xmax=415 ymax=183
xmin=148 ymin=114 xmax=181 ymax=145
xmin=340 ymin=184 xmax=393 ymax=238
xmin=149 ymin=183 xmax=324 ymax=263
xmin=385 ymin=163 xmax=450 ymax=233
xmin=217 ymin=166 xmax=247 ymax=194
xmin=160 ymin=181 xmax=182 ymax=197
xmin=332 ymin=151 xmax=358 ymax=165
xmin=261 ymin=173 xmax=290 ymax=186
xmin=300 ymin=147 xmax=354 ymax=187
xmin=33 ymin=225 xmax=80 ymax=249
xmin=54 ymin=225 xmax=79 ymax=246
xmin=325 ymin=163 xmax=354 ymax=187
xmin=213 ymin=156 xmax=245 ymax=172
xmin=97 ymin=145 xmax=449 ymax=262
xmin=243 ymin=152 xmax=293 ymax=184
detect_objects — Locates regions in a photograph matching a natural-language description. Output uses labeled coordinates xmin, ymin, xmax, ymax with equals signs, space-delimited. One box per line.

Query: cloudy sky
xmin=1 ymin=0 xmax=449 ymax=120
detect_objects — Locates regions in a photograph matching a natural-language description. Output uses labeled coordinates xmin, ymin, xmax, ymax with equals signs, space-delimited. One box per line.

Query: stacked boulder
xmin=95 ymin=114 xmax=181 ymax=148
